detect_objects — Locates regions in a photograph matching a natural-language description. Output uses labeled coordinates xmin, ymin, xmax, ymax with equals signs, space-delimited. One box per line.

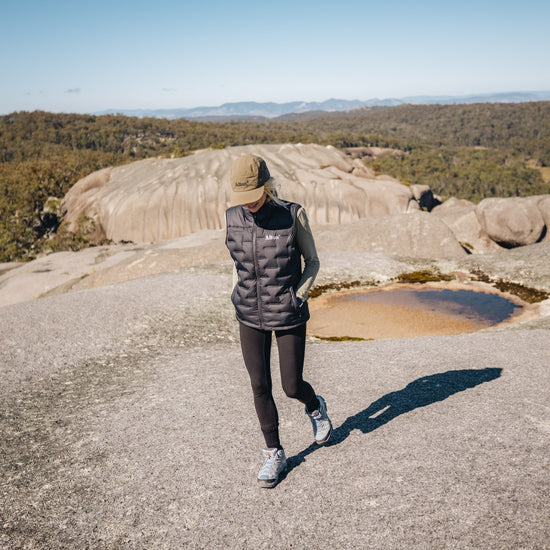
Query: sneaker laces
xmin=311 ymin=408 xmax=322 ymax=420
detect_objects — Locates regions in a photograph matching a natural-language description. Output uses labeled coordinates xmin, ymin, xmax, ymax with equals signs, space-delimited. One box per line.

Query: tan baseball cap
xmin=230 ymin=154 xmax=270 ymax=206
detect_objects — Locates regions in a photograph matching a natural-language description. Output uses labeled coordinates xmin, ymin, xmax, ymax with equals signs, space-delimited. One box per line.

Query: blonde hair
xmin=264 ymin=178 xmax=285 ymax=206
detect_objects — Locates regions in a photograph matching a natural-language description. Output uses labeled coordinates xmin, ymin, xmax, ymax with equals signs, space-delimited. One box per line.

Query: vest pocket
xmin=288 ymin=286 xmax=299 ymax=312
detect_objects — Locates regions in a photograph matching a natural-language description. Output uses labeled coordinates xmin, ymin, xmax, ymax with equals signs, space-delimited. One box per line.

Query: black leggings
xmin=239 ymin=322 xmax=318 ymax=449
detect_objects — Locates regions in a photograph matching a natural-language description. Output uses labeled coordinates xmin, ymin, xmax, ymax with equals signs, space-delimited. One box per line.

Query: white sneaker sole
xmin=257 ymin=463 xmax=287 ymax=488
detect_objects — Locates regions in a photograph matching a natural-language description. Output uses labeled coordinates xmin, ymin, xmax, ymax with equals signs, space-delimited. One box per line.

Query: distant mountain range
xmin=97 ymin=91 xmax=550 ymax=121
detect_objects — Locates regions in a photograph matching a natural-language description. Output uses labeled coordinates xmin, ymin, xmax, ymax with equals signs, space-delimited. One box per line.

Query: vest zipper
xmin=252 ymin=225 xmax=264 ymax=327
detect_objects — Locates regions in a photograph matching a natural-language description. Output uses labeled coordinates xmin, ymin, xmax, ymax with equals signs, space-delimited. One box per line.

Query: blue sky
xmin=1 ymin=0 xmax=549 ymax=114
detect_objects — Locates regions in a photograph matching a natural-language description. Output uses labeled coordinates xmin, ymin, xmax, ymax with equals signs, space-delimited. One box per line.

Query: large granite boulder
xmin=61 ymin=144 xmax=419 ymax=243
xmin=314 ymin=211 xmax=467 ymax=258
xmin=432 ymin=205 xmax=503 ymax=254
xmin=60 ymin=143 xmax=550 ymax=255
xmin=476 ymin=197 xmax=546 ymax=248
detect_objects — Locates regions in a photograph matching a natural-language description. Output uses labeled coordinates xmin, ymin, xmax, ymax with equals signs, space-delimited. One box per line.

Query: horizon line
xmin=3 ymin=89 xmax=550 ymax=117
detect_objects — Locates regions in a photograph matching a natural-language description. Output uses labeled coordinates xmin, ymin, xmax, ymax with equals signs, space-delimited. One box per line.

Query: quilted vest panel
xmin=225 ymin=201 xmax=310 ymax=330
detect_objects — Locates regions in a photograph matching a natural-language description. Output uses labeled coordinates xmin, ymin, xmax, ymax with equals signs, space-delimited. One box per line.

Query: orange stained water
xmin=308 ymin=287 xmax=524 ymax=340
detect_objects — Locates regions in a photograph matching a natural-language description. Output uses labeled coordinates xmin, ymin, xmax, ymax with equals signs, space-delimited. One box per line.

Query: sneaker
xmin=306 ymin=395 xmax=332 ymax=444
xmin=257 ymin=448 xmax=287 ymax=488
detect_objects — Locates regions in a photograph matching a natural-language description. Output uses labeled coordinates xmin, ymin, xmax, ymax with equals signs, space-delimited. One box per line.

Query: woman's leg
xmin=275 ymin=323 xmax=318 ymax=412
xmin=276 ymin=323 xmax=333 ymax=444
xmin=239 ymin=323 xmax=280 ymax=449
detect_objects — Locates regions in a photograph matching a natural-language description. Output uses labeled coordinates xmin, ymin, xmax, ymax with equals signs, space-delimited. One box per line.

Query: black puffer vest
xmin=225 ymin=200 xmax=310 ymax=330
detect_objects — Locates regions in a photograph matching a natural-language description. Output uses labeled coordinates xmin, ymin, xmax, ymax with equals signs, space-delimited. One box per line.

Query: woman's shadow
xmin=284 ymin=367 xmax=502 ymax=477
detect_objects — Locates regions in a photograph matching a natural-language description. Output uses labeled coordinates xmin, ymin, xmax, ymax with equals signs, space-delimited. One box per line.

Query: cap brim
xmin=230 ymin=185 xmax=265 ymax=206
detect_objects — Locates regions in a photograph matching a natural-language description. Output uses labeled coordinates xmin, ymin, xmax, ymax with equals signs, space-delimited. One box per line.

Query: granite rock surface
xmin=1 ymin=248 xmax=549 ymax=549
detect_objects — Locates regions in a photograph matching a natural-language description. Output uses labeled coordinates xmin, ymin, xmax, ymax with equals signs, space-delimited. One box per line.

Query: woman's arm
xmin=295 ymin=207 xmax=320 ymax=302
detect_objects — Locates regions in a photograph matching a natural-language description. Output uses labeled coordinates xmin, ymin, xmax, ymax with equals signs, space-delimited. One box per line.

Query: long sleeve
xmin=295 ymin=207 xmax=320 ymax=302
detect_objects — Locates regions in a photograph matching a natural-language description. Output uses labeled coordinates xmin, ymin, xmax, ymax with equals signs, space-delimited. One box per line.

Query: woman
xmin=225 ymin=154 xmax=332 ymax=488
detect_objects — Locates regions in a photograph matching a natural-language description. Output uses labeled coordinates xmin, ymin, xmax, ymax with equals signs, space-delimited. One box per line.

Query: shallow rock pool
xmin=308 ymin=285 xmax=527 ymax=340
